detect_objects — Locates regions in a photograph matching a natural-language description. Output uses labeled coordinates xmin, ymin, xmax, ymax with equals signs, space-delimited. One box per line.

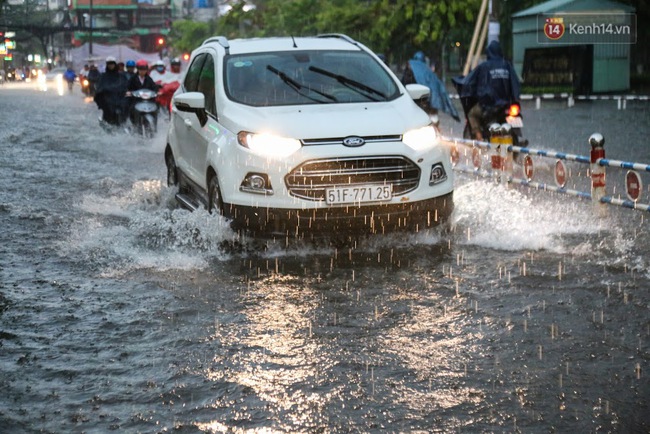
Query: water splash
xmin=451 ymin=180 xmax=613 ymax=253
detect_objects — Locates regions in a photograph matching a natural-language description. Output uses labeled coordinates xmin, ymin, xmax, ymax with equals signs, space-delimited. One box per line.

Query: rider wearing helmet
xmin=149 ymin=59 xmax=167 ymax=84
xmin=156 ymin=57 xmax=183 ymax=117
xmin=170 ymin=58 xmax=182 ymax=73
xmin=124 ymin=60 xmax=136 ymax=81
xmin=126 ymin=59 xmax=159 ymax=127
xmin=127 ymin=59 xmax=158 ymax=93
xmin=94 ymin=56 xmax=128 ymax=126
xmin=165 ymin=57 xmax=183 ymax=83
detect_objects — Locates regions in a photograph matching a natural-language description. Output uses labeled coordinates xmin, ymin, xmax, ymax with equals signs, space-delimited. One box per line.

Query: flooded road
xmin=1 ymin=82 xmax=649 ymax=433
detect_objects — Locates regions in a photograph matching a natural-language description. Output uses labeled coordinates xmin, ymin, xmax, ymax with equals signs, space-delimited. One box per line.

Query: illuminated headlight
xmin=402 ymin=124 xmax=438 ymax=151
xmin=429 ymin=162 xmax=448 ymax=185
xmin=237 ymin=131 xmax=301 ymax=157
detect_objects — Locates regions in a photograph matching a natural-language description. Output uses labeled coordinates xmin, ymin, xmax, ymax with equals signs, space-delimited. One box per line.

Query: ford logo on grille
xmin=342 ymin=136 xmax=365 ymax=147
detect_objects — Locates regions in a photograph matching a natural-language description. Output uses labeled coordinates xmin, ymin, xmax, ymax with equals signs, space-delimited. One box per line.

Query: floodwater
xmin=1 ymin=81 xmax=649 ymax=433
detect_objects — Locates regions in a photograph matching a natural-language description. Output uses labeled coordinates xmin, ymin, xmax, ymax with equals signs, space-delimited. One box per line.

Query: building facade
xmin=512 ymin=0 xmax=635 ymax=93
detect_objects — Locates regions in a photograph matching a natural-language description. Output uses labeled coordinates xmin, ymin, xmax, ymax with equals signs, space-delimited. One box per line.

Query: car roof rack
xmin=202 ymin=36 xmax=230 ymax=54
xmin=317 ymin=33 xmax=358 ymax=46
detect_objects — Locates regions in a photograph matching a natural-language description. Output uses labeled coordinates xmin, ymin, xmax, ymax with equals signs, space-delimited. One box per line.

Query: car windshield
xmin=224 ymin=50 xmax=400 ymax=107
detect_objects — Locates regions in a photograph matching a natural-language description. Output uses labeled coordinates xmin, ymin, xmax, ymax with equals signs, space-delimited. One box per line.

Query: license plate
xmin=506 ymin=116 xmax=523 ymax=128
xmin=326 ymin=184 xmax=392 ymax=205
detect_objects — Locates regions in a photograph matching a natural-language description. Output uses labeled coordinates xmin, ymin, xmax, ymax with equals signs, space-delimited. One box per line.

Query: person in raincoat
xmin=460 ymin=40 xmax=520 ymax=141
xmin=63 ymin=66 xmax=76 ymax=92
xmin=94 ymin=56 xmax=129 ymax=126
xmin=402 ymin=51 xmax=460 ymax=123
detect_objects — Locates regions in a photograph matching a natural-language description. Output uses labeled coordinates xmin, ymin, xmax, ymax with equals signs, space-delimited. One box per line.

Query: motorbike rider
xmin=63 ymin=65 xmax=76 ymax=93
xmin=126 ymin=59 xmax=159 ymax=125
xmin=401 ymin=51 xmax=460 ymax=123
xmin=156 ymin=57 xmax=183 ymax=116
xmin=166 ymin=58 xmax=183 ymax=81
xmin=127 ymin=59 xmax=158 ymax=93
xmin=78 ymin=64 xmax=90 ymax=95
xmin=461 ymin=40 xmax=520 ymax=141
xmin=86 ymin=63 xmax=101 ymax=97
xmin=149 ymin=60 xmax=168 ymax=85
xmin=124 ymin=60 xmax=136 ymax=81
xmin=94 ymin=56 xmax=129 ymax=126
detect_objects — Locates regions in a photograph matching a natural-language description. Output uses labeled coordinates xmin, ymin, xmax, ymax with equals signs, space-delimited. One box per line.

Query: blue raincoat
xmin=407 ymin=52 xmax=460 ymax=122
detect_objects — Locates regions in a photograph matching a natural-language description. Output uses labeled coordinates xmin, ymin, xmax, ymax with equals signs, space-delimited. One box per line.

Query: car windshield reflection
xmin=225 ymin=50 xmax=399 ymax=107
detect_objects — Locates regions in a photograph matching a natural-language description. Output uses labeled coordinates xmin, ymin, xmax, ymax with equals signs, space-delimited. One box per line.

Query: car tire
xmin=208 ymin=175 xmax=224 ymax=216
xmin=166 ymin=151 xmax=178 ymax=187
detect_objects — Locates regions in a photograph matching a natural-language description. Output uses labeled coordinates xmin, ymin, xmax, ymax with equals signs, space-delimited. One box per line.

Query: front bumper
xmin=222 ymin=191 xmax=454 ymax=238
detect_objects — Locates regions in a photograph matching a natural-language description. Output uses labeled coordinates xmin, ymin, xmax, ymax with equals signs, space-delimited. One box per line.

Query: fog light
xmin=250 ymin=175 xmax=265 ymax=189
xmin=240 ymin=173 xmax=273 ymax=195
xmin=429 ymin=163 xmax=447 ymax=185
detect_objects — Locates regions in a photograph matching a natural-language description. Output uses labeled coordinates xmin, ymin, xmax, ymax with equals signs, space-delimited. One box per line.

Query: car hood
xmin=220 ymin=95 xmax=431 ymax=139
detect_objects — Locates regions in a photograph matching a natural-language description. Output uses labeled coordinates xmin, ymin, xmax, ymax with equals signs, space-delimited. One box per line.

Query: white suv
xmin=165 ymin=34 xmax=453 ymax=237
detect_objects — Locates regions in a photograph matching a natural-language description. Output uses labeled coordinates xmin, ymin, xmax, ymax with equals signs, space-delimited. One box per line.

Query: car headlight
xmin=402 ymin=124 xmax=438 ymax=151
xmin=237 ymin=131 xmax=301 ymax=157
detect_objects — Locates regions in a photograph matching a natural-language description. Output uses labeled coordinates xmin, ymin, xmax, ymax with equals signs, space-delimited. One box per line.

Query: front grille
xmin=285 ymin=156 xmax=421 ymax=201
xmin=301 ymin=135 xmax=402 ymax=146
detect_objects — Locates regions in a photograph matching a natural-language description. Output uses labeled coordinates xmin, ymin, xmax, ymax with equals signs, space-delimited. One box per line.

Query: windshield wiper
xmin=266 ymin=65 xmax=337 ymax=103
xmin=308 ymin=66 xmax=387 ymax=101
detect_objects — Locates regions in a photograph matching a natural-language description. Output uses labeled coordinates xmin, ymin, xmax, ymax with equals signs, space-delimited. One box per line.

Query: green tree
xmin=171 ymin=0 xmax=484 ymax=74
xmin=170 ymin=20 xmax=212 ymax=54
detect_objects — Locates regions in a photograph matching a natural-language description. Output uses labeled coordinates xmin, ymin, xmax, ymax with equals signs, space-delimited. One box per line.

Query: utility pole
xmin=463 ymin=0 xmax=488 ymax=76
xmin=89 ymin=0 xmax=93 ymax=56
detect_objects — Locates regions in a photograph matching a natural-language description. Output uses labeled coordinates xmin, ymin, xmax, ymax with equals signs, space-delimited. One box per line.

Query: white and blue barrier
xmin=443 ymin=128 xmax=650 ymax=213
xmin=450 ymin=93 xmax=649 ymax=109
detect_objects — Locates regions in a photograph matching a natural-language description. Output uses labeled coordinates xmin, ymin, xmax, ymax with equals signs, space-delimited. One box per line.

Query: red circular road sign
xmin=555 ymin=160 xmax=567 ymax=188
xmin=472 ymin=148 xmax=481 ymax=170
xmin=626 ymin=170 xmax=643 ymax=201
xmin=523 ymin=155 xmax=534 ymax=181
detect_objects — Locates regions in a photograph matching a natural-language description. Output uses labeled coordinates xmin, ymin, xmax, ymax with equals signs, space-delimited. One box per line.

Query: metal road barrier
xmin=522 ymin=93 xmax=650 ymax=110
xmin=449 ymin=93 xmax=650 ymax=109
xmin=443 ymin=126 xmax=650 ymax=213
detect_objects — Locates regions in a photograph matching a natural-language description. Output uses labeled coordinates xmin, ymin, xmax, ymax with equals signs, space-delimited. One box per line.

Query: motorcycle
xmin=98 ymin=107 xmax=126 ymax=132
xmin=452 ymin=76 xmax=527 ymax=148
xmin=128 ymin=88 xmax=159 ymax=138
xmin=80 ymin=76 xmax=91 ymax=96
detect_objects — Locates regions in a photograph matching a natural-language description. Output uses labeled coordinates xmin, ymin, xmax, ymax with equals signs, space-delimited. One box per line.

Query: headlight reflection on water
xmin=191 ymin=243 xmax=490 ymax=432
xmin=383 ymin=298 xmax=488 ymax=411
xmin=202 ymin=276 xmax=328 ymax=431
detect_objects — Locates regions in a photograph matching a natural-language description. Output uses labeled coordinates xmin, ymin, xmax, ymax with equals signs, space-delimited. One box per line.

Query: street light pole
xmin=89 ymin=0 xmax=93 ymax=56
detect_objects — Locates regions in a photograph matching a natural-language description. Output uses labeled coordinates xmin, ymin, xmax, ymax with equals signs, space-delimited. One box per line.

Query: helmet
xmin=153 ymin=60 xmax=165 ymax=67
xmin=170 ymin=58 xmax=181 ymax=65
xmin=106 ymin=56 xmax=117 ymax=63
xmin=136 ymin=59 xmax=148 ymax=69
xmin=126 ymin=60 xmax=136 ymax=68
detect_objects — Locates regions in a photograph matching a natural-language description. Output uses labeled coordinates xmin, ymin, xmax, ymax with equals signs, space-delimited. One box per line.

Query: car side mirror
xmin=405 ymin=83 xmax=431 ymax=111
xmin=405 ymin=83 xmax=430 ymax=101
xmin=173 ymin=92 xmax=208 ymax=127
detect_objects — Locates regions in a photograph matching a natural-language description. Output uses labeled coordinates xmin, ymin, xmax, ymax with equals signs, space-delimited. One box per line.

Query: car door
xmin=189 ymin=52 xmax=220 ymax=186
xmin=172 ymin=52 xmax=206 ymax=181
